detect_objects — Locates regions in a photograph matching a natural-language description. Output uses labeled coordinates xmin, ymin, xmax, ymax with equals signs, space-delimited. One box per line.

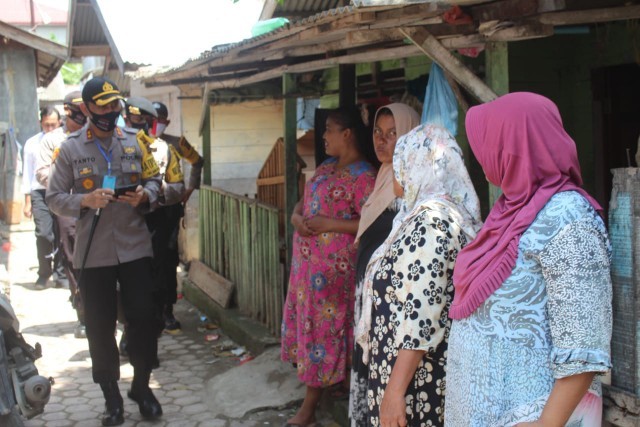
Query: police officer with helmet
xmin=46 ymin=77 xmax=163 ymax=425
xmin=120 ymin=96 xmax=185 ymax=356
xmin=150 ymin=101 xmax=204 ymax=331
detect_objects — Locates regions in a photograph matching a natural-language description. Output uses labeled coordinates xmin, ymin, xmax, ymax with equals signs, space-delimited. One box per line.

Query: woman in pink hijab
xmin=445 ymin=92 xmax=612 ymax=426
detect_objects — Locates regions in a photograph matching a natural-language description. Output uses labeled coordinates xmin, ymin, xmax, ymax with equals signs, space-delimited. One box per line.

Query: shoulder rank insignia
xmin=51 ymin=147 xmax=60 ymax=163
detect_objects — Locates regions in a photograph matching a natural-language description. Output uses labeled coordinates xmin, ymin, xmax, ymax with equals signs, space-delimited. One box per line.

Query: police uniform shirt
xmin=46 ymin=124 xmax=161 ymax=269
xmin=158 ymin=134 xmax=204 ymax=190
xmin=139 ymin=130 xmax=185 ymax=207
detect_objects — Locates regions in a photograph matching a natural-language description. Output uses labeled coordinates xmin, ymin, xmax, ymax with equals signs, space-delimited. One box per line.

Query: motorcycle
xmin=0 ymin=292 xmax=52 ymax=426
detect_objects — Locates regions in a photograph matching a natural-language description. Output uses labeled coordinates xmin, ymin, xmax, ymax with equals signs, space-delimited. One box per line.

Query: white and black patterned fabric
xmin=366 ymin=206 xmax=467 ymax=427
xmin=350 ymin=208 xmax=397 ymax=426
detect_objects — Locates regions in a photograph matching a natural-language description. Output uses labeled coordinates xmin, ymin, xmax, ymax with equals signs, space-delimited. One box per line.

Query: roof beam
xmin=539 ymin=5 xmax=640 ymax=25
xmin=71 ymin=44 xmax=111 ymax=57
xmin=481 ymin=21 xmax=554 ymax=41
xmin=0 ymin=21 xmax=67 ymax=59
xmin=471 ymin=0 xmax=566 ymax=22
xmin=399 ymin=27 xmax=497 ymax=104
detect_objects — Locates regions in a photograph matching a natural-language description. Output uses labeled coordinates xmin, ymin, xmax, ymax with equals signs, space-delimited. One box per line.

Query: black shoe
xmin=128 ymin=387 xmax=162 ymax=419
xmin=163 ymin=307 xmax=181 ymax=334
xmin=74 ymin=322 xmax=86 ymax=339
xmin=119 ymin=331 xmax=128 ymax=358
xmin=34 ymin=276 xmax=48 ymax=290
xmin=100 ymin=381 xmax=124 ymax=426
xmin=101 ymin=405 xmax=124 ymax=426
xmin=164 ymin=317 xmax=181 ymax=334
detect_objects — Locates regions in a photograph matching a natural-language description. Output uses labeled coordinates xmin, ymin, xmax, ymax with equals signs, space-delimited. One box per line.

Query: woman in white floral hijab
xmin=354 ymin=124 xmax=481 ymax=427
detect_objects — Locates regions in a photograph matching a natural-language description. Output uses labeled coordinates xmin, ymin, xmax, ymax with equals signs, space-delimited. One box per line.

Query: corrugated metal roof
xmin=68 ymin=0 xmax=123 ymax=73
xmin=71 ymin=1 xmax=107 ymax=45
xmin=0 ymin=20 xmax=67 ymax=87
xmin=273 ymin=0 xmax=347 ymax=18
xmin=1 ymin=0 xmax=68 ymax=26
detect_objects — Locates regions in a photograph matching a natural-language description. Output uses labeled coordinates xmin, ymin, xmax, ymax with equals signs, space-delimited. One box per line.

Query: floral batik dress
xmin=366 ymin=204 xmax=467 ymax=427
xmin=281 ymin=157 xmax=376 ymax=387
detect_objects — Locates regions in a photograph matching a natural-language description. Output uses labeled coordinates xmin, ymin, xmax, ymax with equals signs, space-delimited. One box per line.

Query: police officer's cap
xmin=152 ymin=101 xmax=169 ymax=119
xmin=63 ymin=91 xmax=83 ymax=106
xmin=125 ymin=97 xmax=158 ymax=118
xmin=82 ymin=77 xmax=123 ymax=107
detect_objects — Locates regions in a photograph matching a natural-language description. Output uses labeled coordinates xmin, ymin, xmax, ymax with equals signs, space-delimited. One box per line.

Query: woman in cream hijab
xmin=356 ymin=123 xmax=481 ymax=426
xmin=349 ymin=103 xmax=419 ymax=426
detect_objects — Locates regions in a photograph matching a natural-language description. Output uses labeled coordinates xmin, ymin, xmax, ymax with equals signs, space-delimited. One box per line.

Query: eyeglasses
xmin=373 ymin=128 xmax=397 ymax=140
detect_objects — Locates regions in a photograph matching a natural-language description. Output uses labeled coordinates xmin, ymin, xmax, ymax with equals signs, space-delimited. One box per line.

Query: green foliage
xmin=60 ymin=62 xmax=83 ymax=85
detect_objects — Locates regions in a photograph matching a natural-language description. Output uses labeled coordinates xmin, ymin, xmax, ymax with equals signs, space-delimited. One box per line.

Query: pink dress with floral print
xmin=281 ymin=157 xmax=376 ymax=387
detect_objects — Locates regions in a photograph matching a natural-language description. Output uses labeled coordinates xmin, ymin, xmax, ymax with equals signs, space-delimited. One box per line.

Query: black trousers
xmin=146 ymin=204 xmax=182 ymax=309
xmin=31 ymin=189 xmax=64 ymax=280
xmin=57 ymin=215 xmax=83 ymax=322
xmin=79 ymin=258 xmax=157 ymax=384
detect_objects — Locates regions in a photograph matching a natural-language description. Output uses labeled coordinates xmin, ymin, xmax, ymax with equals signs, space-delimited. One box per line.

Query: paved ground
xmin=0 ymin=220 xmax=341 ymax=427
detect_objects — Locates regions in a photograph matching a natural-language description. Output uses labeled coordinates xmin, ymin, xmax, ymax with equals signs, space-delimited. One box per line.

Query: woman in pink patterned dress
xmin=281 ymin=108 xmax=377 ymax=427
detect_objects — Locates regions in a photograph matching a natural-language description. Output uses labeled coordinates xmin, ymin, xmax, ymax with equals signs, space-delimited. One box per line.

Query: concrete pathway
xmin=0 ymin=221 xmax=341 ymax=427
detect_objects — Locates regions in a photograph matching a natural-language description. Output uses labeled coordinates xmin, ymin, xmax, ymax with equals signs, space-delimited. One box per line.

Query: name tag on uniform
xmin=102 ymin=175 xmax=116 ymax=191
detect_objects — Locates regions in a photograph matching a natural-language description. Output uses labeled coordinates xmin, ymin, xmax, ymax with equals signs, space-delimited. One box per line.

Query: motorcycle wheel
xmin=0 ymin=407 xmax=25 ymax=427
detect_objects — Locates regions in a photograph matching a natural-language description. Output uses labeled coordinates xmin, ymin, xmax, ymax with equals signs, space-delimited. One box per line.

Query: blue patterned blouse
xmin=445 ymin=191 xmax=612 ymax=427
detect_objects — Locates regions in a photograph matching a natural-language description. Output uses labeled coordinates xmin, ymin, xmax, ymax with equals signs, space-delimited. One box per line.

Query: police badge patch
xmin=82 ymin=178 xmax=94 ymax=190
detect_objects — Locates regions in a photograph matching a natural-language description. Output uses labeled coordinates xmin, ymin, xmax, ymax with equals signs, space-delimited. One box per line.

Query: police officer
xmin=150 ymin=101 xmax=204 ymax=331
xmin=46 ymin=77 xmax=163 ymax=426
xmin=36 ymin=91 xmax=87 ymax=339
xmin=120 ymin=97 xmax=184 ymax=358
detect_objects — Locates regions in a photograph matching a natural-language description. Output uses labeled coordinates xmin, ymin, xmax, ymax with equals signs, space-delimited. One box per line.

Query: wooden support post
xmin=202 ymin=103 xmax=212 ymax=186
xmin=485 ymin=41 xmax=509 ymax=206
xmin=283 ymin=73 xmax=298 ymax=270
xmin=339 ymin=64 xmax=356 ymax=107
xmin=399 ymin=27 xmax=497 ymax=104
xmin=486 ymin=42 xmax=509 ymax=97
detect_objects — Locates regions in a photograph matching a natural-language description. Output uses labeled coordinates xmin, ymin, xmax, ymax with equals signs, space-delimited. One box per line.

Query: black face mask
xmin=129 ymin=120 xmax=149 ymax=134
xmin=67 ymin=108 xmax=87 ymax=126
xmin=88 ymin=110 xmax=120 ymax=132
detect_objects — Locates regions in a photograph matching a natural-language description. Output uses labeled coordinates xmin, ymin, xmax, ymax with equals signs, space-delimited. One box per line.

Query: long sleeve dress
xmin=445 ymin=191 xmax=612 ymax=426
xmin=281 ymin=157 xmax=376 ymax=388
xmin=350 ymin=207 xmax=397 ymax=426
xmin=366 ymin=204 xmax=468 ymax=427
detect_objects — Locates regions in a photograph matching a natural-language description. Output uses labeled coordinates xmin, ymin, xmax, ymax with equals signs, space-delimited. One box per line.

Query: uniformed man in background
xmin=150 ymin=101 xmax=204 ymax=331
xmin=46 ymin=77 xmax=163 ymax=426
xmin=36 ymin=91 xmax=87 ymax=339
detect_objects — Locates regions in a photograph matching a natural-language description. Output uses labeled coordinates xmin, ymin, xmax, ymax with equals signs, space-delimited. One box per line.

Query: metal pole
xmin=76 ymin=209 xmax=102 ymax=288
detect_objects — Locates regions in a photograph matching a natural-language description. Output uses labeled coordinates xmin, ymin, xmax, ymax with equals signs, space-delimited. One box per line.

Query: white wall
xmin=210 ymin=99 xmax=283 ymax=197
